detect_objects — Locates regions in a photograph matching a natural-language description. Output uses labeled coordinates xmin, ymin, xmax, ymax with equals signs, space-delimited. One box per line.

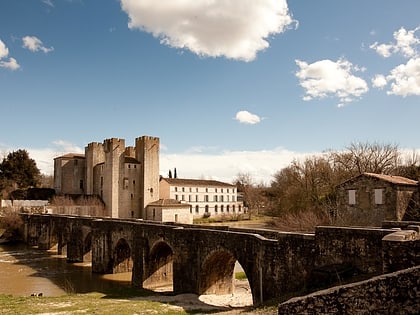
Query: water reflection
xmin=0 ymin=242 xmax=132 ymax=297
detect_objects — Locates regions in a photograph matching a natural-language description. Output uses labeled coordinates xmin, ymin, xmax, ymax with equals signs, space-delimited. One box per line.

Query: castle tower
xmin=135 ymin=136 xmax=160 ymax=218
xmin=103 ymin=138 xmax=125 ymax=218
xmin=85 ymin=142 xmax=105 ymax=195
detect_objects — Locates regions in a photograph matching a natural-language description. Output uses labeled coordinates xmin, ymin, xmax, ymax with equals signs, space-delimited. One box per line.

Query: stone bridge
xmin=21 ymin=214 xmax=420 ymax=305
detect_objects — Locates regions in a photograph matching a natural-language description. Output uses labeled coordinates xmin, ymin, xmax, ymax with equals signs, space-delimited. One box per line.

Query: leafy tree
xmin=0 ymin=149 xmax=40 ymax=190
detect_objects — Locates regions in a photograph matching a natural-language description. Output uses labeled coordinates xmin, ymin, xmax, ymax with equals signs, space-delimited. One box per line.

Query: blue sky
xmin=1 ymin=0 xmax=419 ymax=184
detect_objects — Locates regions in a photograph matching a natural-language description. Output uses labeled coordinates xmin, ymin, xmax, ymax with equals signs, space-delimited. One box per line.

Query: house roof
xmin=340 ymin=172 xmax=419 ymax=187
xmin=54 ymin=153 xmax=85 ymax=160
xmin=147 ymin=199 xmax=190 ymax=207
xmin=160 ymin=177 xmax=235 ymax=188
xmin=363 ymin=173 xmax=418 ymax=185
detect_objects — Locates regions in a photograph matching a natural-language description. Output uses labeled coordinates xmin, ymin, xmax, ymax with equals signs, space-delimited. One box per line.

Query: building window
xmin=227 ymin=205 xmax=230 ymax=213
xmin=374 ymin=189 xmax=384 ymax=205
xmin=133 ymin=180 xmax=136 ymax=186
xmin=79 ymin=180 xmax=84 ymax=190
xmin=205 ymin=205 xmax=209 ymax=213
xmin=221 ymin=205 xmax=224 ymax=212
xmin=215 ymin=205 xmax=218 ymax=213
xmin=175 ymin=187 xmax=178 ymax=192
xmin=134 ymin=164 xmax=136 ymax=169
xmin=123 ymin=178 xmax=129 ymax=189
xmin=233 ymin=205 xmax=235 ymax=212
xmin=189 ymin=187 xmax=192 ymax=192
xmin=182 ymin=187 xmax=185 ymax=192
xmin=175 ymin=214 xmax=178 ymax=222
xmin=205 ymin=195 xmax=209 ymax=202
xmin=153 ymin=208 xmax=156 ymax=220
xmin=182 ymin=195 xmax=185 ymax=201
xmin=214 ymin=195 xmax=218 ymax=202
xmin=238 ymin=205 xmax=242 ymax=212
xmin=175 ymin=194 xmax=178 ymax=201
xmin=221 ymin=188 xmax=224 ymax=193
xmin=348 ymin=190 xmax=356 ymax=205
xmin=195 ymin=205 xmax=199 ymax=213
xmin=130 ymin=194 xmax=133 ymax=200
xmin=227 ymin=195 xmax=230 ymax=202
xmin=220 ymin=195 xmax=224 ymax=202
xmin=215 ymin=188 xmax=218 ymax=193
xmin=196 ymin=195 xmax=199 ymax=202
xmin=189 ymin=195 xmax=192 ymax=202
xmin=196 ymin=188 xmax=199 ymax=192
xmin=128 ymin=164 xmax=131 ymax=168
xmin=206 ymin=188 xmax=208 ymax=193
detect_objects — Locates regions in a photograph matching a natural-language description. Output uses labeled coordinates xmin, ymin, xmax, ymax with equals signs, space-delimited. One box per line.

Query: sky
xmin=0 ymin=0 xmax=420 ymax=185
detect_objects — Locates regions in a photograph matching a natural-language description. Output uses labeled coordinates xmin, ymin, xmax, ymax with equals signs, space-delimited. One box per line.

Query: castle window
xmin=188 ymin=195 xmax=192 ymax=202
xmin=348 ymin=190 xmax=356 ymax=205
xmin=205 ymin=195 xmax=209 ymax=202
xmin=221 ymin=205 xmax=224 ymax=212
xmin=214 ymin=195 xmax=218 ymax=202
xmin=205 ymin=205 xmax=209 ymax=213
xmin=175 ymin=194 xmax=178 ymax=201
xmin=205 ymin=188 xmax=208 ymax=193
xmin=215 ymin=205 xmax=218 ymax=213
xmin=227 ymin=205 xmax=230 ymax=213
xmin=79 ymin=180 xmax=84 ymax=190
xmin=196 ymin=195 xmax=199 ymax=202
xmin=123 ymin=178 xmax=129 ymax=189
xmin=195 ymin=205 xmax=199 ymax=213
xmin=182 ymin=187 xmax=185 ymax=192
xmin=175 ymin=187 xmax=178 ymax=192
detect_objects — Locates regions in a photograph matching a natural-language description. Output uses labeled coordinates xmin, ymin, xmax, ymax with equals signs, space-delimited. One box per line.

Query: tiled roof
xmin=148 ymin=199 xmax=190 ymax=207
xmin=364 ymin=173 xmax=418 ymax=186
xmin=160 ymin=177 xmax=235 ymax=187
xmin=55 ymin=153 xmax=85 ymax=159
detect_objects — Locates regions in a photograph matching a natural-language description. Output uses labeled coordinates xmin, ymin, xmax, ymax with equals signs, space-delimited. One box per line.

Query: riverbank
xmin=0 ymin=289 xmax=278 ymax=315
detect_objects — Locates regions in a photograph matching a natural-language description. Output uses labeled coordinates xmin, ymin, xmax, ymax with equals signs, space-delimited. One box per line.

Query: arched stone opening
xmin=199 ymin=250 xmax=253 ymax=306
xmin=112 ymin=238 xmax=133 ymax=274
xmin=143 ymin=241 xmax=173 ymax=291
xmin=83 ymin=232 xmax=92 ymax=262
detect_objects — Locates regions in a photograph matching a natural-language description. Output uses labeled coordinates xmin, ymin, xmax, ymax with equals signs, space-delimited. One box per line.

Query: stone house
xmin=335 ymin=172 xmax=419 ymax=226
xmin=145 ymin=199 xmax=192 ymax=224
xmin=159 ymin=177 xmax=244 ymax=219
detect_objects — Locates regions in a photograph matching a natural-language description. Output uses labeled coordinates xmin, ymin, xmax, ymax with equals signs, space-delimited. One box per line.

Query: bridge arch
xmin=143 ymin=240 xmax=174 ymax=291
xmin=199 ymin=248 xmax=252 ymax=302
xmin=112 ymin=238 xmax=133 ymax=273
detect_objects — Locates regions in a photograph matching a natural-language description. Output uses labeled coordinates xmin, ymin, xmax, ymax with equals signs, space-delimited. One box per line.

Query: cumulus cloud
xmin=120 ymin=0 xmax=296 ymax=61
xmin=0 ymin=39 xmax=20 ymax=70
xmin=385 ymin=57 xmax=420 ymax=96
xmin=235 ymin=110 xmax=261 ymax=125
xmin=370 ymin=26 xmax=419 ymax=58
xmin=371 ymin=74 xmax=388 ymax=89
xmin=370 ymin=27 xmax=420 ymax=96
xmin=295 ymin=58 xmax=369 ymax=107
xmin=22 ymin=36 xmax=54 ymax=53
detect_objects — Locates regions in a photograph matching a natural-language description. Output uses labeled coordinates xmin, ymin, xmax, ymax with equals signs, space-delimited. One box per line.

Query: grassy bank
xmin=0 ymin=286 xmax=278 ymax=315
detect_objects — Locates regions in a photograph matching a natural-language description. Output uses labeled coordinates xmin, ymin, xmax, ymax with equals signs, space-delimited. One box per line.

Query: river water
xmin=0 ymin=242 xmax=132 ymax=297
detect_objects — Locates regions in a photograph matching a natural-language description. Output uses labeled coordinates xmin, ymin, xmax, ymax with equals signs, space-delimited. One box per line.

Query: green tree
xmin=0 ymin=149 xmax=40 ymax=189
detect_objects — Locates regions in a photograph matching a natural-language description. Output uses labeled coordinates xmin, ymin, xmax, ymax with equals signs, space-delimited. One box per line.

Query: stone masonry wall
xmin=278 ymin=266 xmax=420 ymax=315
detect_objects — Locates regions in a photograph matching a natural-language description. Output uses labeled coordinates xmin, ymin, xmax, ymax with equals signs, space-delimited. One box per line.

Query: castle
xmin=54 ymin=136 xmax=159 ymax=218
xmin=54 ymin=135 xmax=243 ymax=221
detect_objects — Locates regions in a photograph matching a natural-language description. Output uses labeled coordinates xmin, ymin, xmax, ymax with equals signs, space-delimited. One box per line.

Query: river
xmin=0 ymin=242 xmax=132 ymax=297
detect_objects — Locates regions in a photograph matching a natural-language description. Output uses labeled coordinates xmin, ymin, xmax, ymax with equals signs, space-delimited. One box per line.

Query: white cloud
xmin=0 ymin=39 xmax=9 ymax=59
xmin=0 ymin=39 xmax=20 ymax=70
xmin=295 ymin=58 xmax=369 ymax=107
xmin=235 ymin=110 xmax=261 ymax=125
xmin=42 ymin=0 xmax=54 ymax=7
xmin=371 ymin=74 xmax=387 ymax=89
xmin=386 ymin=57 xmax=420 ymax=96
xmin=22 ymin=36 xmax=54 ymax=53
xmin=120 ymin=0 xmax=296 ymax=62
xmin=160 ymin=147 xmax=312 ymax=184
xmin=370 ymin=26 xmax=419 ymax=58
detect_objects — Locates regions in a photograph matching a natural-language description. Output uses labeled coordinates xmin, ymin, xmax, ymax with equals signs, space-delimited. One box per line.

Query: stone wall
xmin=278 ymin=266 xmax=420 ymax=315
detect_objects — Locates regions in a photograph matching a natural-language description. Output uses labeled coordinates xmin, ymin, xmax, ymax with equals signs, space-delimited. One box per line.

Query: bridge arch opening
xmin=112 ymin=238 xmax=133 ymax=274
xmin=143 ymin=241 xmax=173 ymax=292
xmin=83 ymin=232 xmax=92 ymax=262
xmin=198 ymin=250 xmax=252 ymax=306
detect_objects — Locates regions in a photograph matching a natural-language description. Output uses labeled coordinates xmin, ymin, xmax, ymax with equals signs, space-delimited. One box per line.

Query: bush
xmin=0 ymin=210 xmax=24 ymax=241
xmin=268 ymin=209 xmax=330 ymax=232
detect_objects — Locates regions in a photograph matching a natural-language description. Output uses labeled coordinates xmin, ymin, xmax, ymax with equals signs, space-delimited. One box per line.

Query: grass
xmin=0 ymin=292 xmax=186 ymax=315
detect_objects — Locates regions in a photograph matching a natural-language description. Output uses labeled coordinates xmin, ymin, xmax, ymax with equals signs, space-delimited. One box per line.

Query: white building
xmin=145 ymin=199 xmax=193 ymax=224
xmin=159 ymin=177 xmax=243 ymax=218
